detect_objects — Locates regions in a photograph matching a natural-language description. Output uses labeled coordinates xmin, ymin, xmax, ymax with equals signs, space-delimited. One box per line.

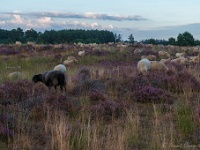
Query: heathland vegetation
xmin=1 ymin=41 xmax=200 ymax=149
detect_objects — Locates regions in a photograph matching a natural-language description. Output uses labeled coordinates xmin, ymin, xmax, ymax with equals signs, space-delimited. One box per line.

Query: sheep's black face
xmin=32 ymin=74 xmax=42 ymax=83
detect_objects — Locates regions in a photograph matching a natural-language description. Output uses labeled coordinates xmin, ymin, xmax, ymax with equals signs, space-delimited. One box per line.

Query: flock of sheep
xmin=5 ymin=45 xmax=200 ymax=92
xmin=31 ymin=50 xmax=86 ymax=91
xmin=137 ymin=49 xmax=200 ymax=75
xmin=3 ymin=49 xmax=82 ymax=92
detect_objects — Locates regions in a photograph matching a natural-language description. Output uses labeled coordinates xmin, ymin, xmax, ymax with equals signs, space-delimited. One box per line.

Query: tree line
xmin=0 ymin=28 xmax=116 ymax=44
xmin=140 ymin=31 xmax=200 ymax=46
xmin=0 ymin=27 xmax=199 ymax=46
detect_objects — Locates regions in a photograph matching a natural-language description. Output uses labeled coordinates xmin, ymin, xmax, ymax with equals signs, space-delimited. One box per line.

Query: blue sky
xmin=1 ymin=0 xmax=200 ymax=41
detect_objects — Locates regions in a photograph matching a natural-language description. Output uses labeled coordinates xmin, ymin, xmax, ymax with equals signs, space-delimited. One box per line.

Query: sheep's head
xmin=32 ymin=74 xmax=43 ymax=83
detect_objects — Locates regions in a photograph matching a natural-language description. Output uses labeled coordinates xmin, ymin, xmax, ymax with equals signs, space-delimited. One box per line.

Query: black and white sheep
xmin=32 ymin=70 xmax=67 ymax=92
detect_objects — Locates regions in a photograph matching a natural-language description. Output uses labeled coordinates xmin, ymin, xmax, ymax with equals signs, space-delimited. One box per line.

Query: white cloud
xmin=10 ymin=14 xmax=26 ymax=24
xmin=90 ymin=23 xmax=99 ymax=28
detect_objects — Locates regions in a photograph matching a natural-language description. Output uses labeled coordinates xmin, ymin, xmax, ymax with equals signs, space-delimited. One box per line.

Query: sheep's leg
xmin=60 ymin=85 xmax=66 ymax=93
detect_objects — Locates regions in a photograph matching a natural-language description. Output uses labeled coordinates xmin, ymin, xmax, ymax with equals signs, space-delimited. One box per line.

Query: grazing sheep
xmin=54 ymin=64 xmax=66 ymax=73
xmin=67 ymin=56 xmax=77 ymax=61
xmin=170 ymin=57 xmax=190 ymax=66
xmin=150 ymin=61 xmax=169 ymax=71
xmin=134 ymin=48 xmax=142 ymax=54
xmin=160 ymin=58 xmax=171 ymax=63
xmin=158 ymin=51 xmax=171 ymax=59
xmin=8 ymin=71 xmax=23 ymax=80
xmin=78 ymin=50 xmax=85 ymax=56
xmin=63 ymin=59 xmax=78 ymax=66
xmin=189 ymin=54 xmax=200 ymax=64
xmin=176 ymin=52 xmax=186 ymax=58
xmin=141 ymin=55 xmax=156 ymax=61
xmin=32 ymin=70 xmax=67 ymax=92
xmin=137 ymin=58 xmax=151 ymax=75
xmin=6 ymin=66 xmax=21 ymax=71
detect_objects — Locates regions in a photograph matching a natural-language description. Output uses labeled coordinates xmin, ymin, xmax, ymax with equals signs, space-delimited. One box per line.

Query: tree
xmin=116 ymin=34 xmax=122 ymax=42
xmin=168 ymin=37 xmax=176 ymax=45
xmin=25 ymin=29 xmax=38 ymax=42
xmin=128 ymin=34 xmax=134 ymax=44
xmin=177 ymin=31 xmax=195 ymax=46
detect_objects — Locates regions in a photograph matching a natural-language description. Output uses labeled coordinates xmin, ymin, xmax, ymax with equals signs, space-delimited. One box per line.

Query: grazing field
xmin=1 ymin=43 xmax=200 ymax=149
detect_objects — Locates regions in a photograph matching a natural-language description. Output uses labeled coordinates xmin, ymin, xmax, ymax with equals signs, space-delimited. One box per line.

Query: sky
xmin=1 ymin=0 xmax=200 ymax=41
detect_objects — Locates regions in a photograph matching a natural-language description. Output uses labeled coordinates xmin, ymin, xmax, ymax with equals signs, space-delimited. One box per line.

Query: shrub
xmin=133 ymin=85 xmax=174 ymax=104
xmin=89 ymin=100 xmax=128 ymax=121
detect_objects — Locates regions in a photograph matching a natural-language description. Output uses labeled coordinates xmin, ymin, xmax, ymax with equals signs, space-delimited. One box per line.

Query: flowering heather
xmin=0 ymin=80 xmax=33 ymax=103
xmin=89 ymin=90 xmax=106 ymax=104
xmin=133 ymin=85 xmax=174 ymax=104
xmin=0 ymin=114 xmax=13 ymax=140
xmin=45 ymin=90 xmax=79 ymax=115
xmin=89 ymin=100 xmax=128 ymax=121
xmin=0 ymin=49 xmax=20 ymax=55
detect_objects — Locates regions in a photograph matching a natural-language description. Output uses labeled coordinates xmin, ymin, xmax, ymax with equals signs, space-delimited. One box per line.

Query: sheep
xmin=150 ymin=61 xmax=169 ymax=71
xmin=63 ymin=59 xmax=78 ymax=66
xmin=78 ymin=50 xmax=85 ymax=56
xmin=67 ymin=56 xmax=77 ymax=61
xmin=6 ymin=66 xmax=22 ymax=71
xmin=32 ymin=70 xmax=67 ymax=92
xmin=54 ymin=64 xmax=66 ymax=74
xmin=62 ymin=55 xmax=78 ymax=66
xmin=8 ymin=71 xmax=23 ymax=80
xmin=176 ymin=52 xmax=186 ymax=58
xmin=158 ymin=51 xmax=171 ymax=59
xmin=189 ymin=54 xmax=200 ymax=64
xmin=141 ymin=55 xmax=156 ymax=61
xmin=170 ymin=57 xmax=190 ymax=66
xmin=134 ymin=48 xmax=142 ymax=54
xmin=160 ymin=58 xmax=171 ymax=63
xmin=137 ymin=58 xmax=151 ymax=75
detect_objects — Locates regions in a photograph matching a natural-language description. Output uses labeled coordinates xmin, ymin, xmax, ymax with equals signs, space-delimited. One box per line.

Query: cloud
xmin=2 ymin=11 xmax=147 ymax=21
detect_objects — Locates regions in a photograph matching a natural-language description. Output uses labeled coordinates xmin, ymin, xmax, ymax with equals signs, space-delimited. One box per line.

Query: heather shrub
xmin=72 ymin=68 xmax=106 ymax=96
xmin=0 ymin=80 xmax=33 ymax=103
xmin=175 ymin=70 xmax=200 ymax=92
xmin=88 ymin=90 xmax=106 ymax=104
xmin=45 ymin=90 xmax=79 ymax=116
xmin=72 ymin=80 xmax=106 ymax=96
xmin=89 ymin=99 xmax=128 ymax=121
xmin=132 ymin=85 xmax=174 ymax=104
xmin=0 ymin=49 xmax=20 ymax=55
xmin=0 ymin=113 xmax=13 ymax=142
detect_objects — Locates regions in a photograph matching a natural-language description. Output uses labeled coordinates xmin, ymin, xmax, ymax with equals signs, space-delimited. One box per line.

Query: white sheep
xmin=63 ymin=59 xmax=78 ymax=66
xmin=158 ymin=51 xmax=171 ymax=59
xmin=170 ymin=57 xmax=190 ymax=65
xmin=137 ymin=58 xmax=151 ymax=75
xmin=54 ymin=64 xmax=66 ymax=74
xmin=6 ymin=66 xmax=22 ymax=71
xmin=150 ymin=61 xmax=169 ymax=71
xmin=176 ymin=52 xmax=186 ymax=58
xmin=160 ymin=58 xmax=171 ymax=63
xmin=134 ymin=48 xmax=142 ymax=54
xmin=78 ymin=50 xmax=85 ymax=56
xmin=189 ymin=55 xmax=200 ymax=64
xmin=8 ymin=71 xmax=23 ymax=80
